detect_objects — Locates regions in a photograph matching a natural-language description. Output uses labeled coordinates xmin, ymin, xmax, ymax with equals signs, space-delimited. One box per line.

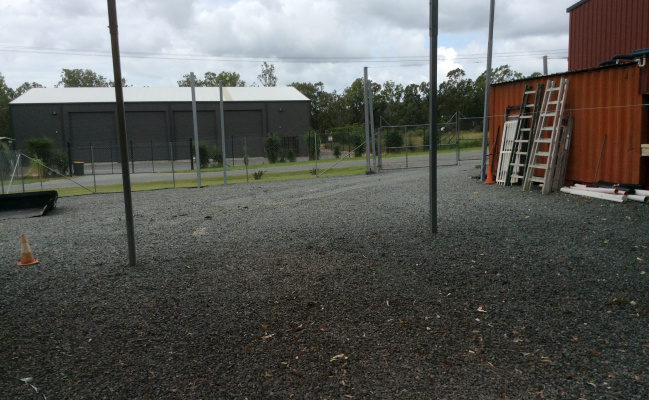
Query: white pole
xmin=190 ymin=72 xmax=201 ymax=188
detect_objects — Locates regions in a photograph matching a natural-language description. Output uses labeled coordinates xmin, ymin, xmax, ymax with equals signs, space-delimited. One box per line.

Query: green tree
xmin=15 ymin=82 xmax=44 ymax=97
xmin=289 ymin=81 xmax=325 ymax=129
xmin=342 ymin=78 xmax=366 ymax=125
xmin=437 ymin=68 xmax=481 ymax=121
xmin=0 ymin=73 xmax=15 ymax=137
xmin=178 ymin=71 xmax=246 ymax=87
xmin=257 ymin=62 xmax=277 ymax=87
xmin=56 ymin=68 xmax=110 ymax=87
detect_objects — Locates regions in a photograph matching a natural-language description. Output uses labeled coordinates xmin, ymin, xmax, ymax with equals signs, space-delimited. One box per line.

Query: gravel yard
xmin=1 ymin=165 xmax=648 ymax=399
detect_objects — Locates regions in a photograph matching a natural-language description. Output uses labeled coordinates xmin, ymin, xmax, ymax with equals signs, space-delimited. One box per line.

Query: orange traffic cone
xmin=17 ymin=234 xmax=39 ymax=266
xmin=484 ymin=172 xmax=496 ymax=185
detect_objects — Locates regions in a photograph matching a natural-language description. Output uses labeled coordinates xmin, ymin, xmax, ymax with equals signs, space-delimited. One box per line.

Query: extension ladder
xmin=522 ymin=78 xmax=569 ymax=193
xmin=506 ymin=84 xmax=544 ymax=185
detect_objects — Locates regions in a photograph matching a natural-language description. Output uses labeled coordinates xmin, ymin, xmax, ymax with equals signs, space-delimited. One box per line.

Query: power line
xmin=0 ymin=44 xmax=567 ymax=65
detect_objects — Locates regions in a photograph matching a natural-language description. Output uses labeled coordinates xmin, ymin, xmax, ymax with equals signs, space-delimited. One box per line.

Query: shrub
xmin=26 ymin=137 xmax=54 ymax=166
xmin=305 ymin=129 xmax=321 ymax=160
xmin=212 ymin=145 xmax=223 ymax=166
xmin=264 ymin=133 xmax=281 ymax=163
xmin=252 ymin=170 xmax=265 ymax=180
xmin=310 ymin=168 xmax=317 ymax=175
xmin=349 ymin=131 xmax=365 ymax=157
xmin=198 ymin=143 xmax=210 ymax=169
xmin=384 ymin=129 xmax=404 ymax=153
xmin=333 ymin=145 xmax=341 ymax=159
xmin=282 ymin=148 xmax=297 ymax=163
xmin=53 ymin=150 xmax=69 ymax=175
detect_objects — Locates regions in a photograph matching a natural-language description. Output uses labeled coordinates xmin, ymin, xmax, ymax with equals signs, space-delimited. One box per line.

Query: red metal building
xmin=488 ymin=0 xmax=649 ymax=188
xmin=568 ymin=0 xmax=649 ymax=71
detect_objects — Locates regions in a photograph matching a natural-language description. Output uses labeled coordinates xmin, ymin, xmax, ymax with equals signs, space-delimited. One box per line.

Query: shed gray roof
xmin=567 ymin=0 xmax=590 ymax=12
xmin=10 ymin=86 xmax=310 ymax=104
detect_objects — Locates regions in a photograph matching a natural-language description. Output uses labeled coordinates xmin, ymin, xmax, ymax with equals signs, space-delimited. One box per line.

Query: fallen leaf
xmin=637 ymin=257 xmax=644 ymax=261
xmin=477 ymin=306 xmax=487 ymax=313
xmin=292 ymin=369 xmax=302 ymax=377
xmin=265 ymin=371 xmax=273 ymax=377
xmin=262 ymin=334 xmax=275 ymax=340
xmin=330 ymin=354 xmax=346 ymax=362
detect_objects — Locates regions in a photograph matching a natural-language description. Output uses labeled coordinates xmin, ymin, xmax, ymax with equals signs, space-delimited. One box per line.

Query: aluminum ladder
xmin=506 ymin=83 xmax=544 ymax=186
xmin=522 ymin=78 xmax=569 ymax=194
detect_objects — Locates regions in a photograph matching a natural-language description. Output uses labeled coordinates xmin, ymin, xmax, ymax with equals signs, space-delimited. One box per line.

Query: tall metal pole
xmin=543 ymin=55 xmax=548 ymax=75
xmin=480 ymin=0 xmax=495 ymax=182
xmin=369 ymin=84 xmax=377 ymax=172
xmin=219 ymin=81 xmax=227 ymax=184
xmin=190 ymin=72 xmax=201 ymax=188
xmin=363 ymin=67 xmax=372 ymax=174
xmin=107 ymin=0 xmax=136 ymax=266
xmin=429 ymin=0 xmax=438 ymax=234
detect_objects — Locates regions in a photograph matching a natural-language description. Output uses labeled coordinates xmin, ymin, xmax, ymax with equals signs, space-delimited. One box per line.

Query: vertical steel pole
xmin=190 ymin=72 xmax=202 ymax=188
xmin=220 ymin=81 xmax=227 ymax=184
xmin=107 ymin=0 xmax=136 ymax=266
xmin=369 ymin=84 xmax=377 ymax=172
xmin=363 ymin=67 xmax=372 ymax=174
xmin=429 ymin=0 xmax=439 ymax=234
xmin=481 ymin=0 xmax=495 ymax=182
xmin=543 ymin=55 xmax=548 ymax=75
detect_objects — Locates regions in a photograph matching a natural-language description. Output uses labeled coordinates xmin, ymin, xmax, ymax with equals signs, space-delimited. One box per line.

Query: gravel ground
xmin=1 ymin=165 xmax=648 ymax=399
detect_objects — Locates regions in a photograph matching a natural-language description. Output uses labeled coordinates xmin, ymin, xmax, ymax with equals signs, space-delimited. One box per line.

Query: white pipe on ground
xmin=634 ymin=189 xmax=649 ymax=196
xmin=569 ymin=186 xmax=618 ymax=195
xmin=560 ymin=187 xmax=627 ymax=203
xmin=627 ymin=194 xmax=648 ymax=203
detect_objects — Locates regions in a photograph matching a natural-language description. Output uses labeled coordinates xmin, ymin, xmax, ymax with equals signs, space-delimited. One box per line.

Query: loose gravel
xmin=1 ymin=165 xmax=648 ymax=399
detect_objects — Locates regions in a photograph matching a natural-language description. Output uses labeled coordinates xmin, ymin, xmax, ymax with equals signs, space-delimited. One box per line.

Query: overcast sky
xmin=1 ymin=0 xmax=576 ymax=93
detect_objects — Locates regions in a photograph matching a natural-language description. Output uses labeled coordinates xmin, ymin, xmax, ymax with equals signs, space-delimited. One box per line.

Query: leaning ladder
xmin=522 ymin=78 xmax=569 ymax=194
xmin=506 ymin=83 xmax=544 ymax=186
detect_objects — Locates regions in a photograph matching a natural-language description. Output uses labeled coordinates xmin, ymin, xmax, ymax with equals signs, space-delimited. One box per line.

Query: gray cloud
xmin=0 ymin=0 xmax=575 ymax=92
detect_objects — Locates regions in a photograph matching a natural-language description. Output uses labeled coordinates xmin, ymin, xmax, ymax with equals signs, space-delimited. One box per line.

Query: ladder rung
xmin=536 ymin=151 xmax=551 ymax=157
xmin=535 ymin=138 xmax=552 ymax=143
xmin=530 ymin=164 xmax=548 ymax=169
xmin=541 ymin=127 xmax=555 ymax=131
xmin=529 ymin=176 xmax=545 ymax=183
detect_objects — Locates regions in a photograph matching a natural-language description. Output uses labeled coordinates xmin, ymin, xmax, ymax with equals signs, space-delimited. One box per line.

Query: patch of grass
xmin=51 ymin=166 xmax=367 ymax=197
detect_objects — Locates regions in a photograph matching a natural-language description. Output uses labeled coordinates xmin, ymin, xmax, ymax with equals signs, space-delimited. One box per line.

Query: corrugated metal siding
xmin=568 ymin=0 xmax=649 ymax=71
xmin=489 ymin=64 xmax=647 ymax=187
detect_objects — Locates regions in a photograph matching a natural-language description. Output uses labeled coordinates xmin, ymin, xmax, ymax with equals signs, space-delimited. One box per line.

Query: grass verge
xmin=51 ymin=165 xmax=367 ymax=197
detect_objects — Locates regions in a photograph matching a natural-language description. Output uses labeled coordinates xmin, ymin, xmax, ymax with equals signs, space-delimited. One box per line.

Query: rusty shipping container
xmin=489 ymin=63 xmax=649 ymax=188
xmin=568 ymin=0 xmax=649 ymax=71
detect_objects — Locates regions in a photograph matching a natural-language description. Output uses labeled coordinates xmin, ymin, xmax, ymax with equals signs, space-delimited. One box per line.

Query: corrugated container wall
xmin=489 ymin=64 xmax=649 ymax=187
xmin=568 ymin=0 xmax=649 ymax=71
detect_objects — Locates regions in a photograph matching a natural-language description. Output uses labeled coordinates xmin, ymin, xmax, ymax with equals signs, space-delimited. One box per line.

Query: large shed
xmin=9 ymin=87 xmax=311 ymax=162
xmin=487 ymin=0 xmax=649 ymax=189
xmin=567 ymin=0 xmax=649 ymax=72
xmin=489 ymin=63 xmax=649 ymax=188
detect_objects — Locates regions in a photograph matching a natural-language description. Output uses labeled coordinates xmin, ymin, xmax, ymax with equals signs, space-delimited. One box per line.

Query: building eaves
xmin=567 ymin=0 xmax=591 ymax=12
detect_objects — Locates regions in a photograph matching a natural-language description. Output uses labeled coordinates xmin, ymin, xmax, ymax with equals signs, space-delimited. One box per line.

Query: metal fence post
xmin=67 ymin=141 xmax=73 ymax=177
xmin=169 ymin=141 xmax=176 ymax=188
xmin=130 ymin=140 xmax=135 ymax=173
xmin=404 ymin=126 xmax=409 ymax=169
xmin=91 ymin=144 xmax=97 ymax=193
xmin=151 ymin=140 xmax=155 ymax=172
xmin=189 ymin=138 xmax=194 ymax=170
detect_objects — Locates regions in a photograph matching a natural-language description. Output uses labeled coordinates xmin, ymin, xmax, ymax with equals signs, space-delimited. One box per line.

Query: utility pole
xmin=363 ymin=67 xmax=372 ymax=174
xmin=480 ymin=0 xmax=495 ymax=182
xmin=190 ymin=72 xmax=201 ymax=188
xmin=429 ymin=0 xmax=438 ymax=234
xmin=107 ymin=0 xmax=136 ymax=266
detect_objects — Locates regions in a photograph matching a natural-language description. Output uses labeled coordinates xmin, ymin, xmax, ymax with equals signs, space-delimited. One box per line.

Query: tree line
xmin=1 ymin=63 xmax=540 ymax=138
